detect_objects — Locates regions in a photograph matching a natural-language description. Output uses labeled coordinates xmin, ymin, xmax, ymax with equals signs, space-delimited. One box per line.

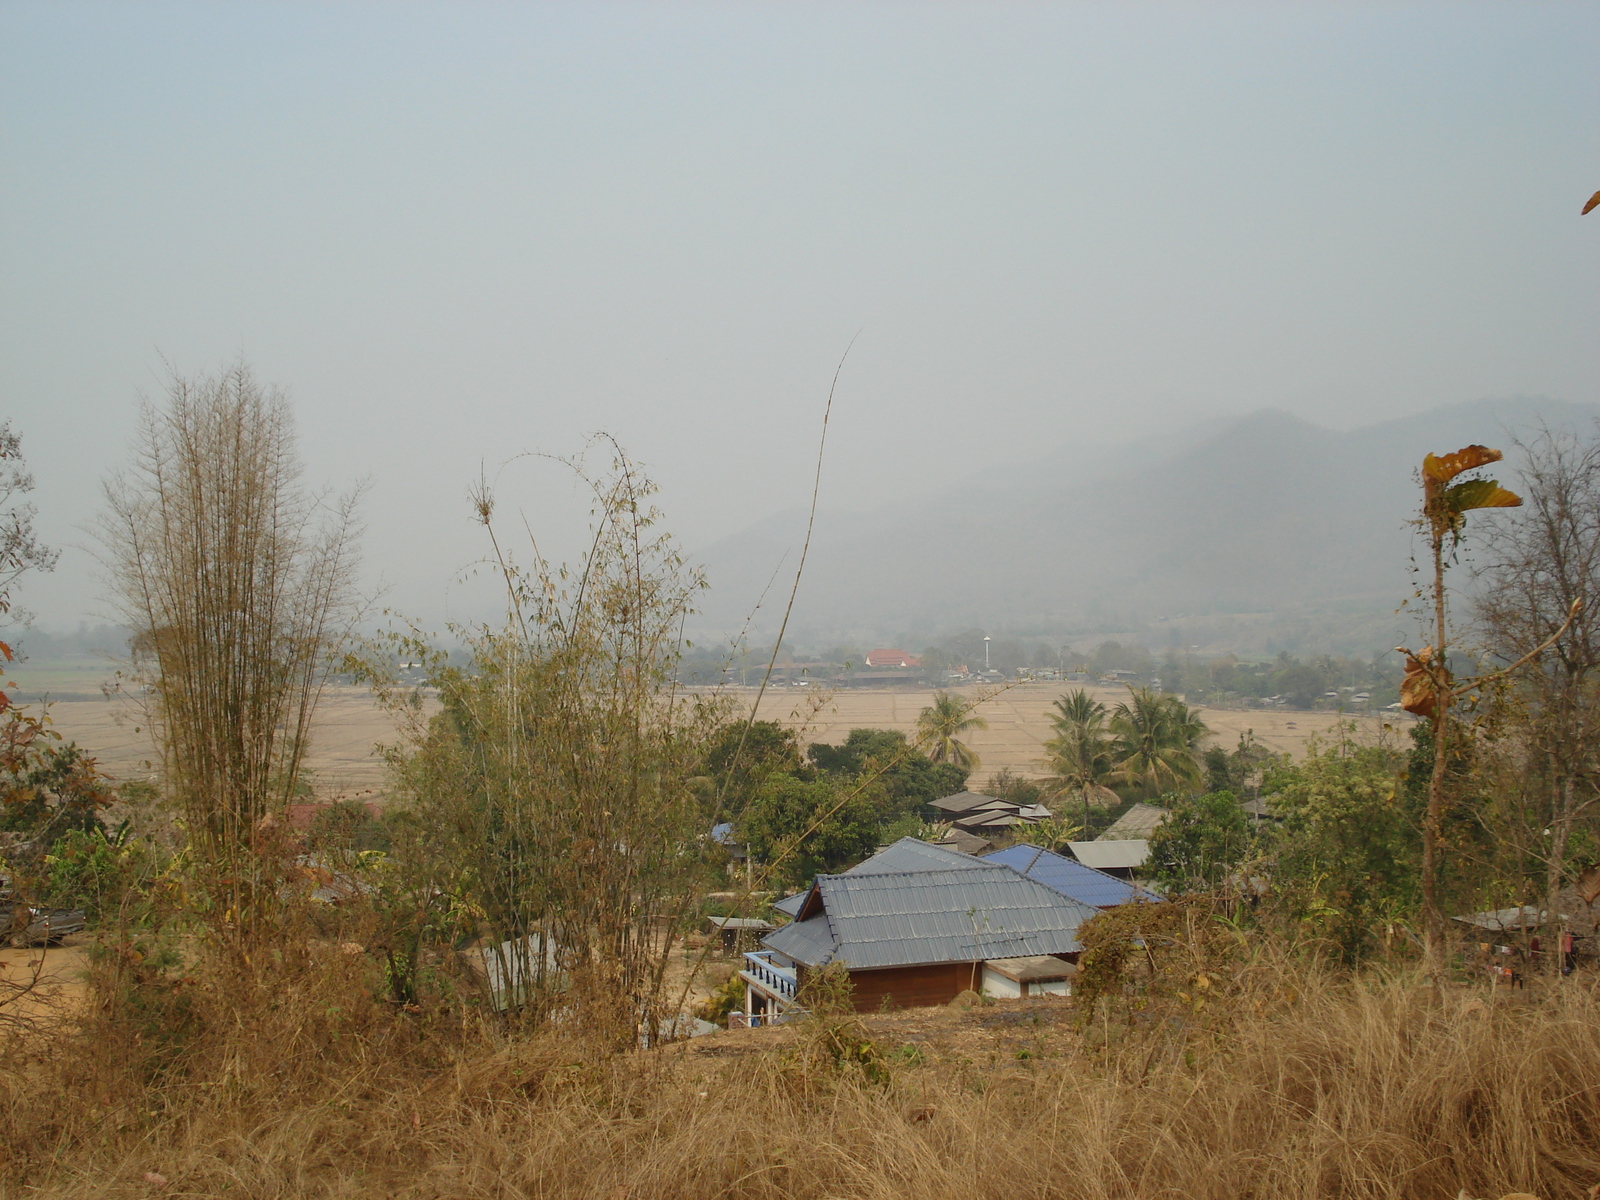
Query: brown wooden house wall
xmin=845 ymin=962 xmax=981 ymax=1012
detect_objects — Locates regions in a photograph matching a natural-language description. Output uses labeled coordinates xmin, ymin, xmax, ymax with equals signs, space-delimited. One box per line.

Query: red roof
xmin=864 ymin=649 xmax=920 ymax=668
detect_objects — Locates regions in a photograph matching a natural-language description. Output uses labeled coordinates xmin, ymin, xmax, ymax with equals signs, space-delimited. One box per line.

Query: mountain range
xmin=690 ymin=397 xmax=1600 ymax=657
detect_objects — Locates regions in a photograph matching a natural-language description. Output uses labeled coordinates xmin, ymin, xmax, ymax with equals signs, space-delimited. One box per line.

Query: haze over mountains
xmin=692 ymin=398 xmax=1600 ymax=658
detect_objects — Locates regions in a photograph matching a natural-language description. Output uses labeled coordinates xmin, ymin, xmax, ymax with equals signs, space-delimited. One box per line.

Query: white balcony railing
xmin=739 ymin=950 xmax=798 ymax=1003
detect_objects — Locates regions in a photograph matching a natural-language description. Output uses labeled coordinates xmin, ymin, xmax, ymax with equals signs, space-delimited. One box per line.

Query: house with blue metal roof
xmin=982 ymin=843 xmax=1162 ymax=909
xmin=742 ymin=855 xmax=1099 ymax=1016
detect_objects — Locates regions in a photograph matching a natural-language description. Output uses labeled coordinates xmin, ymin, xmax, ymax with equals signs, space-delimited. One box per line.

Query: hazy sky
xmin=4 ymin=2 xmax=1598 ymax=632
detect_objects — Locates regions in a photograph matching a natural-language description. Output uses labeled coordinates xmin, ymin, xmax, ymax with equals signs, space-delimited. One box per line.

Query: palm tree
xmin=1106 ymin=687 xmax=1207 ymax=796
xmin=916 ymin=691 xmax=988 ymax=771
xmin=1039 ymin=689 xmax=1113 ymax=830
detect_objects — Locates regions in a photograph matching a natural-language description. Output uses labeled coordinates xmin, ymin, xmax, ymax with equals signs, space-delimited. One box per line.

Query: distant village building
xmin=705 ymin=916 xmax=775 ymax=957
xmin=863 ymin=648 xmax=921 ymax=668
xmin=928 ymin=790 xmax=1053 ymax=835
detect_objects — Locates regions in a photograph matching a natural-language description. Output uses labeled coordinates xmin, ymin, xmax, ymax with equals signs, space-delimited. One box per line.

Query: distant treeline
xmin=678 ymin=629 xmax=1403 ymax=710
xmin=9 ymin=624 xmax=131 ymax=661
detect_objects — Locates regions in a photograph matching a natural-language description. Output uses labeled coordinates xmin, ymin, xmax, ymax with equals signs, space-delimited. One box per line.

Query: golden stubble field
xmin=745 ymin=681 xmax=1397 ymax=781
xmin=38 ymin=680 xmax=1400 ymax=798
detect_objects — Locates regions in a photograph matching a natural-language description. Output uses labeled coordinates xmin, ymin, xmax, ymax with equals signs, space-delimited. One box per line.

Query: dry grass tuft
xmin=4 ymin=955 xmax=1599 ymax=1199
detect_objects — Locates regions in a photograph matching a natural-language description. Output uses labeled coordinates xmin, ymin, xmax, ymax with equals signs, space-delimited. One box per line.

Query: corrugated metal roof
xmin=933 ymin=829 xmax=994 ymax=856
xmin=1067 ymin=839 xmax=1150 ymax=871
xmin=771 ymin=891 xmax=806 ymax=917
xmin=955 ymin=811 xmax=1029 ymax=828
xmin=1098 ymin=803 xmax=1169 ymax=840
xmin=929 ymin=791 xmax=1002 ymax=814
xmin=764 ymin=909 xmax=839 ymax=966
xmin=983 ymin=843 xmax=1161 ymax=908
xmin=850 ymin=836 xmax=988 ymax=875
xmin=763 ymin=865 xmax=1097 ymax=971
xmin=1452 ymin=905 xmax=1558 ymax=932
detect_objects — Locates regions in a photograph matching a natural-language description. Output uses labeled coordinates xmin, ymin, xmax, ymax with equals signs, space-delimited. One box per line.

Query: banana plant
xmin=1405 ymin=445 xmax=1521 ymax=968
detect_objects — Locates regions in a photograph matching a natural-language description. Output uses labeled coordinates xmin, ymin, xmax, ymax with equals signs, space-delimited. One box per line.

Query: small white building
xmin=982 ymin=955 xmax=1077 ymax=999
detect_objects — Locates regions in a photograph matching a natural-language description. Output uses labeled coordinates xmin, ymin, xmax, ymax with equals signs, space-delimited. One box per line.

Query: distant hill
xmin=690 ymin=397 xmax=1600 ymax=656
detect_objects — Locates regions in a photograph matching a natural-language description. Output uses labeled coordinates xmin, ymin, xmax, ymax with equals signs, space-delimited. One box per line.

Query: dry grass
xmin=4 ymin=943 xmax=1599 ymax=1200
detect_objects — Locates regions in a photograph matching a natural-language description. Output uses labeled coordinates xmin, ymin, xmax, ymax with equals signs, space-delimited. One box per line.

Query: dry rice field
xmin=39 ymin=687 xmax=403 ymax=799
xmin=746 ymin=680 xmax=1399 ymax=781
xmin=37 ymin=679 xmax=1399 ymax=798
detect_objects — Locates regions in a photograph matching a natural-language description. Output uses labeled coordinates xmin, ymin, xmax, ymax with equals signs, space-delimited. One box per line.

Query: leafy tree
xmin=808 ymin=728 xmax=966 ymax=812
xmin=1089 ymin=641 xmax=1152 ymax=677
xmin=1106 ymin=688 xmax=1206 ymax=796
xmin=739 ymin=774 xmax=885 ymax=890
xmin=1204 ymin=731 xmax=1286 ymax=799
xmin=1010 ymin=813 xmax=1081 ymax=853
xmin=1203 ymin=747 xmax=1230 ymax=794
xmin=915 ymin=691 xmax=988 ymax=771
xmin=1073 ymin=894 xmax=1245 ymax=1017
xmin=984 ymin=766 xmax=1042 ymax=808
xmin=1273 ymin=663 xmax=1325 ymax=709
xmin=703 ymin=719 xmax=809 ymax=820
xmin=1148 ymin=790 xmax=1255 ymax=892
xmin=1476 ymin=428 xmax=1600 ymax=969
xmin=306 ymin=799 xmax=391 ymax=854
xmin=1271 ymin=737 xmax=1416 ymax=962
xmin=1040 ymin=689 xmax=1113 ymax=825
xmin=0 ymin=715 xmax=115 ymax=864
xmin=44 ymin=823 xmax=162 ymax=924
xmin=365 ymin=441 xmax=718 ymax=1043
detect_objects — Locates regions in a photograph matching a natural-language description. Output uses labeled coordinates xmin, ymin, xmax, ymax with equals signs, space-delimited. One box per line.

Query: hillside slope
xmin=692 ymin=397 xmax=1599 ymax=651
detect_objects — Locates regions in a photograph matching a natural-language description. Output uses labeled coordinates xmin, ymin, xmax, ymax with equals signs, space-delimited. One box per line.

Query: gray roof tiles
xmin=763 ymin=864 xmax=1097 ymax=971
xmin=763 ymin=909 xmax=839 ymax=966
xmin=850 ymin=836 xmax=989 ymax=875
xmin=771 ymin=891 xmax=806 ymax=917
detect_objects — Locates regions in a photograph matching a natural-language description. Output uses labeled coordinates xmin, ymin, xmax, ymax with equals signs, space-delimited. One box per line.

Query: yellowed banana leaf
xmin=1423 ymin=445 xmax=1502 ymax=487
xmin=1400 ymin=647 xmax=1449 ymax=719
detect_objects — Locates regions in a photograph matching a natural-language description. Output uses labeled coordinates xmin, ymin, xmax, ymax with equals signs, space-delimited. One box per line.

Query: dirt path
xmin=0 ymin=940 xmax=89 ymax=1026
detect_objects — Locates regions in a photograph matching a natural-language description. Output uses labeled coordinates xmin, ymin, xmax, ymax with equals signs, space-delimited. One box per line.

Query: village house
xmin=928 ymin=790 xmax=1054 ymax=836
xmin=742 ymin=839 xmax=1098 ymax=1020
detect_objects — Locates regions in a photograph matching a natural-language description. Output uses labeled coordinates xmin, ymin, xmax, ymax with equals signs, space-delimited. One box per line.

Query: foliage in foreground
xmin=4 ymin=921 xmax=1600 ymax=1200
